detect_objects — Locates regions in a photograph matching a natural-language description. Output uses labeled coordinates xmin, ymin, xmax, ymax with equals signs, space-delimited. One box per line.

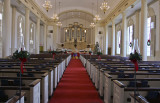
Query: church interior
xmin=0 ymin=0 xmax=160 ymax=103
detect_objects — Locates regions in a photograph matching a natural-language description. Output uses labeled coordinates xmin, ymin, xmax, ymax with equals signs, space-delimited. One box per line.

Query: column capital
xmin=111 ymin=19 xmax=115 ymax=24
xmin=135 ymin=9 xmax=140 ymax=14
xmin=11 ymin=5 xmax=17 ymax=9
xmin=37 ymin=18 xmax=40 ymax=24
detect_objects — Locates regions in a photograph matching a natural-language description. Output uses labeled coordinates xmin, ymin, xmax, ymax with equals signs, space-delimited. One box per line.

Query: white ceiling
xmin=34 ymin=0 xmax=122 ymax=21
xmin=11 ymin=0 xmax=155 ymax=25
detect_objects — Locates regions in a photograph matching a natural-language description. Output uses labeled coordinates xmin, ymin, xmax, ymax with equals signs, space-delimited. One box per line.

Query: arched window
xmin=29 ymin=23 xmax=34 ymax=53
xmin=127 ymin=25 xmax=134 ymax=55
xmin=116 ymin=25 xmax=121 ymax=55
xmin=0 ymin=2 xmax=2 ymax=38
xmin=147 ymin=17 xmax=151 ymax=56
xmin=17 ymin=16 xmax=24 ymax=49
xmin=30 ymin=23 xmax=34 ymax=45
xmin=0 ymin=13 xmax=2 ymax=38
xmin=127 ymin=18 xmax=134 ymax=55
xmin=147 ymin=7 xmax=156 ymax=57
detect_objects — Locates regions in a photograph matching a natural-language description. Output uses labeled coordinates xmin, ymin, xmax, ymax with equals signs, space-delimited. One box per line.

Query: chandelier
xmin=51 ymin=14 xmax=59 ymax=22
xmin=94 ymin=15 xmax=101 ymax=23
xmin=94 ymin=0 xmax=101 ymax=23
xmin=56 ymin=22 xmax=62 ymax=27
xmin=51 ymin=0 xmax=59 ymax=22
xmin=90 ymin=3 xmax=95 ymax=28
xmin=42 ymin=0 xmax=52 ymax=12
xmin=90 ymin=22 xmax=95 ymax=28
xmin=100 ymin=0 xmax=110 ymax=14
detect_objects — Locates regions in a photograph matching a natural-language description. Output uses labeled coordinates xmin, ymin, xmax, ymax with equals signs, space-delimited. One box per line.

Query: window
xmin=30 ymin=24 xmax=34 ymax=45
xmin=0 ymin=13 xmax=2 ymax=38
xmin=127 ymin=25 xmax=134 ymax=55
xmin=0 ymin=13 xmax=2 ymax=20
xmin=29 ymin=23 xmax=34 ymax=53
xmin=147 ymin=17 xmax=151 ymax=56
xmin=116 ymin=30 xmax=121 ymax=54
xmin=17 ymin=16 xmax=24 ymax=50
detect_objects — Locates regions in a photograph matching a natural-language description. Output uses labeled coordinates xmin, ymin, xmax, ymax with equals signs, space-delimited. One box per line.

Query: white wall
xmin=104 ymin=0 xmax=160 ymax=61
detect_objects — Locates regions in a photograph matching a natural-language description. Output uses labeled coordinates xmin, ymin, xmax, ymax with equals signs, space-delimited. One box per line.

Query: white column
xmin=141 ymin=0 xmax=148 ymax=61
xmin=103 ymin=26 xmax=106 ymax=54
xmin=36 ymin=18 xmax=40 ymax=54
xmin=121 ymin=11 xmax=127 ymax=57
xmin=2 ymin=0 xmax=11 ymax=57
xmin=111 ymin=20 xmax=115 ymax=55
xmin=135 ymin=11 xmax=139 ymax=39
xmin=53 ymin=25 xmax=57 ymax=50
xmin=43 ymin=24 xmax=47 ymax=51
xmin=92 ymin=28 xmax=95 ymax=44
xmin=105 ymin=25 xmax=109 ymax=55
xmin=25 ymin=8 xmax=30 ymax=51
xmin=11 ymin=6 xmax=16 ymax=54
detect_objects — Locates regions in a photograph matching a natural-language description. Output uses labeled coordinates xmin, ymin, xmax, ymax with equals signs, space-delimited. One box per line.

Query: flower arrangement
xmin=12 ymin=49 xmax=30 ymax=102
xmin=49 ymin=50 xmax=56 ymax=55
xmin=97 ymin=51 xmax=102 ymax=56
xmin=129 ymin=51 xmax=142 ymax=61
xmin=49 ymin=50 xmax=57 ymax=59
xmin=129 ymin=50 xmax=142 ymax=71
xmin=89 ymin=51 xmax=92 ymax=55
xmin=12 ymin=49 xmax=30 ymax=74
xmin=13 ymin=50 xmax=30 ymax=60
xmin=64 ymin=50 xmax=67 ymax=54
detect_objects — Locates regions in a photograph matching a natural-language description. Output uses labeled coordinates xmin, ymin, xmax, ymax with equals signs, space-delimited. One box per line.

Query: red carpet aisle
xmin=49 ymin=59 xmax=104 ymax=103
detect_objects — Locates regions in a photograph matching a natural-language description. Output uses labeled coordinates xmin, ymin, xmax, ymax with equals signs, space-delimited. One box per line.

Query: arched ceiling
xmin=34 ymin=0 xmax=122 ymax=22
xmin=11 ymin=0 xmax=155 ymax=25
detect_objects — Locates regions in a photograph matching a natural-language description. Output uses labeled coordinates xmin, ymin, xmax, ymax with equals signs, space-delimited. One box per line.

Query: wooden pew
xmin=0 ymin=71 xmax=48 ymax=103
xmin=0 ymin=79 xmax=41 ymax=103
xmin=113 ymin=79 xmax=160 ymax=103
xmin=130 ymin=93 xmax=149 ymax=103
xmin=104 ymin=73 xmax=160 ymax=103
xmin=6 ymin=92 xmax=25 ymax=103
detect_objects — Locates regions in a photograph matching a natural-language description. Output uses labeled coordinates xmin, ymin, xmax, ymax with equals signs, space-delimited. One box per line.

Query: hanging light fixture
xmin=51 ymin=0 xmax=59 ymax=22
xmin=90 ymin=22 xmax=95 ymax=28
xmin=56 ymin=22 xmax=62 ymax=27
xmin=56 ymin=2 xmax=62 ymax=27
xmin=100 ymin=0 xmax=110 ymax=14
xmin=94 ymin=0 xmax=101 ymax=23
xmin=84 ymin=14 xmax=87 ymax=33
xmin=90 ymin=3 xmax=95 ymax=28
xmin=42 ymin=0 xmax=52 ymax=12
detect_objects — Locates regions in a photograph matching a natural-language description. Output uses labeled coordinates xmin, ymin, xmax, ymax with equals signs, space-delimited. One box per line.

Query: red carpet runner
xmin=49 ymin=59 xmax=104 ymax=103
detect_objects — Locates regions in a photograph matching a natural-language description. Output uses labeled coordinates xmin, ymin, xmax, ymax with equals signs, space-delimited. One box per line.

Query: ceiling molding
xmin=18 ymin=0 xmax=140 ymax=26
xmin=19 ymin=0 xmax=48 ymax=24
xmin=103 ymin=0 xmax=136 ymax=24
xmin=58 ymin=9 xmax=94 ymax=17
